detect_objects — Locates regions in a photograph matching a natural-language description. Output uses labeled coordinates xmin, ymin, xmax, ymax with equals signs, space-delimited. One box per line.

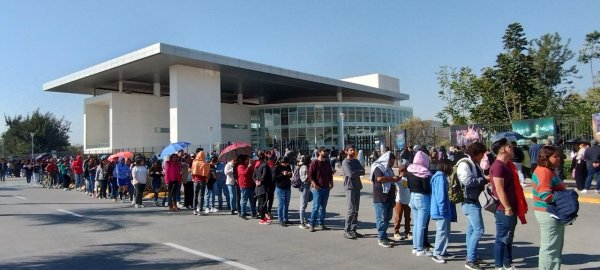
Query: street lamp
xmin=30 ymin=132 xmax=35 ymax=161
xmin=339 ymin=112 xmax=345 ymax=150
xmin=208 ymin=126 xmax=213 ymax=156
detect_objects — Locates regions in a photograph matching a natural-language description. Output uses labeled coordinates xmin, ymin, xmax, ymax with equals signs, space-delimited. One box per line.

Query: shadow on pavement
xmin=0 ymin=243 xmax=221 ymax=270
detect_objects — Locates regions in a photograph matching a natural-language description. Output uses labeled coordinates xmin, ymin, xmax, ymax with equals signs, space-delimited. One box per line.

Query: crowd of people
xmin=1 ymin=136 xmax=596 ymax=270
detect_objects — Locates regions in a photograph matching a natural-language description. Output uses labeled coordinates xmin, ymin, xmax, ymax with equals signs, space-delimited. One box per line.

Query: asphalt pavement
xmin=1 ymin=176 xmax=599 ymax=270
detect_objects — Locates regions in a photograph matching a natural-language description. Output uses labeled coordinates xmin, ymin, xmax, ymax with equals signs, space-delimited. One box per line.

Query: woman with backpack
xmin=532 ymin=146 xmax=567 ymax=270
xmin=297 ymin=155 xmax=312 ymax=229
xmin=273 ymin=157 xmax=292 ymax=227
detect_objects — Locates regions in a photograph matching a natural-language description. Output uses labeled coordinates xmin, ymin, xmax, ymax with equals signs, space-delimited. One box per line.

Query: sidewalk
xmin=334 ymin=165 xmax=600 ymax=204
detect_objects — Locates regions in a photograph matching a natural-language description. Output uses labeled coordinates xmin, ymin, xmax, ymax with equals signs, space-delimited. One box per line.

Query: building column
xmin=237 ymin=83 xmax=243 ymax=105
xmin=336 ymin=87 xmax=343 ymax=102
xmin=169 ymin=65 xmax=221 ymax=146
xmin=153 ymin=82 xmax=161 ymax=97
xmin=118 ymin=80 xmax=123 ymax=93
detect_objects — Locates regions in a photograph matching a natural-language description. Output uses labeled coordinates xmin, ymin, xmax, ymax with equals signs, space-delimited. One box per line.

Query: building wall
xmin=85 ymin=103 xmax=110 ymax=148
xmin=169 ymin=65 xmax=222 ymax=147
xmin=341 ymin=73 xmax=400 ymax=92
xmin=110 ymin=93 xmax=169 ymax=149
xmin=221 ymin=103 xmax=251 ymax=144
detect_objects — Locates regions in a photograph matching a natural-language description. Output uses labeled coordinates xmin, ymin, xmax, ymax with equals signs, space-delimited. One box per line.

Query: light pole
xmin=208 ymin=126 xmax=213 ymax=156
xmin=30 ymin=132 xmax=35 ymax=162
xmin=339 ymin=112 xmax=345 ymax=150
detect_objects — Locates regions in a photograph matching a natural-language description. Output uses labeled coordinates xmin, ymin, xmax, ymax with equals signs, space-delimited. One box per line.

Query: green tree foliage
xmin=437 ymin=23 xmax=578 ymax=125
xmin=578 ymin=30 xmax=600 ymax=88
xmin=1 ymin=109 xmax=71 ymax=155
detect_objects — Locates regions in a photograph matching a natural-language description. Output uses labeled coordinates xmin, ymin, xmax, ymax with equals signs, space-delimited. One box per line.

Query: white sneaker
xmin=134 ymin=204 xmax=139 ymax=208
xmin=595 ymin=190 xmax=599 ymax=194
xmin=582 ymin=189 xmax=588 ymax=193
xmin=416 ymin=250 xmax=433 ymax=257
xmin=412 ymin=249 xmax=417 ymax=254
xmin=204 ymin=208 xmax=210 ymax=214
xmin=210 ymin=208 xmax=218 ymax=213
xmin=393 ymin=233 xmax=401 ymax=241
xmin=504 ymin=265 xmax=517 ymax=270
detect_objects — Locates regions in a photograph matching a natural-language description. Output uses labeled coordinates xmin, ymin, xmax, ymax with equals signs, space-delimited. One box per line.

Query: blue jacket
xmin=547 ymin=189 xmax=579 ymax=225
xmin=115 ymin=162 xmax=131 ymax=180
xmin=430 ymin=171 xmax=452 ymax=220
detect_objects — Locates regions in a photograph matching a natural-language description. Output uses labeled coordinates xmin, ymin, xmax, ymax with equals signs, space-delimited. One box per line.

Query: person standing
xmin=191 ymin=151 xmax=210 ymax=215
xmin=0 ymin=159 xmax=6 ymax=182
xmin=115 ymin=158 xmax=131 ymax=203
xmin=371 ymin=152 xmax=399 ymax=248
xmin=87 ymin=156 xmax=98 ymax=197
xmin=273 ymin=157 xmax=292 ymax=226
xmin=72 ymin=156 xmax=84 ymax=191
xmin=529 ymin=137 xmax=542 ymax=172
xmin=532 ymin=146 xmax=567 ymax=270
xmin=149 ymin=161 xmax=164 ymax=206
xmin=224 ymin=158 xmax=238 ymax=215
xmin=393 ymin=165 xmax=411 ymax=241
xmin=181 ymin=154 xmax=193 ymax=210
xmin=582 ymin=140 xmax=600 ymax=193
xmin=430 ymin=159 xmax=453 ymax=264
xmin=457 ymin=142 xmax=487 ymax=270
xmin=215 ymin=160 xmax=230 ymax=211
xmin=490 ymin=138 xmax=519 ymax=270
xmin=164 ymin=154 xmax=181 ymax=211
xmin=342 ymin=144 xmax=365 ymax=239
xmin=46 ymin=159 xmax=59 ymax=188
xmin=205 ymin=157 xmax=218 ymax=213
xmin=408 ymin=151 xmax=433 ymax=256
xmin=254 ymin=151 xmax=273 ymax=224
xmin=237 ymin=155 xmax=256 ymax=219
xmin=308 ymin=147 xmax=334 ymax=232
xmin=297 ymin=155 xmax=312 ymax=229
xmin=95 ymin=159 xmax=108 ymax=199
xmin=131 ymin=158 xmax=148 ymax=208
xmin=511 ymin=141 xmax=526 ymax=186
xmin=106 ymin=157 xmax=118 ymax=200
xmin=574 ymin=143 xmax=589 ymax=191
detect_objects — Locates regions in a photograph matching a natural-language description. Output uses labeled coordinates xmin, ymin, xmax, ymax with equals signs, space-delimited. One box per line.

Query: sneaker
xmin=405 ymin=233 xmax=413 ymax=240
xmin=473 ymin=258 xmax=488 ymax=265
xmin=204 ymin=208 xmax=210 ymax=214
xmin=412 ymin=249 xmax=417 ymax=255
xmin=504 ymin=265 xmax=517 ymax=270
xmin=131 ymin=201 xmax=135 ymax=205
xmin=299 ymin=223 xmax=309 ymax=229
xmin=259 ymin=219 xmax=270 ymax=225
xmin=193 ymin=210 xmax=198 ymax=215
xmin=210 ymin=208 xmax=218 ymax=213
xmin=415 ymin=250 xmax=433 ymax=257
xmin=154 ymin=201 xmax=159 ymax=207
xmin=318 ymin=225 xmax=330 ymax=231
xmin=353 ymin=232 xmax=363 ymax=238
xmin=393 ymin=233 xmax=401 ymax=241
xmin=582 ymin=189 xmax=588 ymax=193
xmin=308 ymin=226 xmax=315 ymax=232
xmin=134 ymin=204 xmax=140 ymax=208
xmin=432 ymin=255 xmax=446 ymax=264
xmin=138 ymin=204 xmax=144 ymax=208
xmin=465 ymin=262 xmax=482 ymax=270
xmin=344 ymin=232 xmax=356 ymax=239
xmin=113 ymin=198 xmax=118 ymax=202
xmin=378 ymin=239 xmax=392 ymax=248
xmin=280 ymin=222 xmax=288 ymax=227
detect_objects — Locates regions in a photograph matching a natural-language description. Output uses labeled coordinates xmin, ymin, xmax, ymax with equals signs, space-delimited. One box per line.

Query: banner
xmin=511 ymin=117 xmax=556 ymax=145
xmin=395 ymin=130 xmax=406 ymax=150
xmin=593 ymin=113 xmax=600 ymax=141
xmin=451 ymin=124 xmax=483 ymax=146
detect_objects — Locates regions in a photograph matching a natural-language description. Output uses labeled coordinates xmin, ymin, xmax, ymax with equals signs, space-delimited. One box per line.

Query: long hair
xmin=537 ymin=146 xmax=559 ymax=169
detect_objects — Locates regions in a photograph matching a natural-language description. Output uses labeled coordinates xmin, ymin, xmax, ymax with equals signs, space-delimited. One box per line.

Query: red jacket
xmin=72 ymin=156 xmax=83 ymax=174
xmin=164 ymin=160 xmax=181 ymax=184
xmin=237 ymin=163 xmax=255 ymax=189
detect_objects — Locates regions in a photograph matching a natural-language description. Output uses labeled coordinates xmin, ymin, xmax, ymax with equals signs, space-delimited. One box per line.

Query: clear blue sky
xmin=1 ymin=0 xmax=598 ymax=145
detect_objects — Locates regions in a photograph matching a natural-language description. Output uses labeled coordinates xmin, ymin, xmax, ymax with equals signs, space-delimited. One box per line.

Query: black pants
xmin=167 ymin=182 xmax=178 ymax=207
xmin=183 ymin=181 xmax=194 ymax=208
xmin=257 ymin=194 xmax=268 ymax=219
xmin=267 ymin=186 xmax=275 ymax=214
xmin=235 ymin=184 xmax=241 ymax=213
xmin=134 ymin=183 xmax=146 ymax=205
xmin=62 ymin=174 xmax=71 ymax=189
xmin=193 ymin=181 xmax=206 ymax=211
xmin=98 ymin=180 xmax=108 ymax=198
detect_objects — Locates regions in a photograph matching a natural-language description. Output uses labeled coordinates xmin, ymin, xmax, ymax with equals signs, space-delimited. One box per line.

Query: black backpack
xmin=291 ymin=165 xmax=302 ymax=188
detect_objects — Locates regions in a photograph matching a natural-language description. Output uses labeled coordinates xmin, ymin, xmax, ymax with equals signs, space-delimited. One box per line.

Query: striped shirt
xmin=531 ymin=166 xmax=566 ymax=212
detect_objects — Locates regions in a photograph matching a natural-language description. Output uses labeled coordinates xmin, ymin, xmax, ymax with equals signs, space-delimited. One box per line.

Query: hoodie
xmin=72 ymin=156 xmax=83 ymax=175
xmin=430 ymin=171 xmax=451 ymax=220
xmin=237 ymin=162 xmax=255 ymax=189
xmin=115 ymin=159 xmax=131 ymax=180
xmin=191 ymin=151 xmax=210 ymax=182
xmin=164 ymin=159 xmax=181 ymax=184
xmin=407 ymin=151 xmax=432 ymax=194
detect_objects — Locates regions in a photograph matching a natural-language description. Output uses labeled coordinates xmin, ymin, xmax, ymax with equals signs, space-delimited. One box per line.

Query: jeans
xmin=174 ymin=181 xmax=181 ymax=203
xmin=240 ymin=187 xmax=256 ymax=216
xmin=309 ymin=187 xmax=330 ymax=226
xmin=109 ymin=178 xmax=118 ymax=199
xmin=584 ymin=166 xmax=600 ymax=190
xmin=409 ymin=192 xmax=431 ymax=251
xmin=205 ymin=184 xmax=216 ymax=209
xmin=276 ymin=187 xmax=291 ymax=222
xmin=86 ymin=173 xmax=96 ymax=193
xmin=74 ymin=174 xmax=83 ymax=189
xmin=298 ymin=183 xmax=311 ymax=224
xmin=215 ymin=180 xmax=230 ymax=209
xmin=152 ymin=176 xmax=161 ymax=202
xmin=433 ymin=218 xmax=450 ymax=256
xmin=193 ymin=181 xmax=206 ymax=211
xmin=373 ymin=201 xmax=394 ymax=240
xmin=134 ymin=183 xmax=146 ymax=205
xmin=345 ymin=189 xmax=361 ymax=233
xmin=494 ymin=210 xmax=518 ymax=268
xmin=227 ymin=184 xmax=237 ymax=211
xmin=50 ymin=173 xmax=58 ymax=187
xmin=462 ymin=202 xmax=484 ymax=263
xmin=535 ymin=211 xmax=565 ymax=270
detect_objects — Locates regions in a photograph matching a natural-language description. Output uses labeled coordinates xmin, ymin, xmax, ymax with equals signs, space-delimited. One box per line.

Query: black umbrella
xmin=35 ymin=153 xmax=51 ymax=161
xmin=566 ymin=137 xmax=587 ymax=144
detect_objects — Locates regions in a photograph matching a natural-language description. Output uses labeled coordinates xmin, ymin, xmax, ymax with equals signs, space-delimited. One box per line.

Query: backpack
xmin=448 ymin=158 xmax=469 ymax=204
xmin=291 ymin=165 xmax=302 ymax=188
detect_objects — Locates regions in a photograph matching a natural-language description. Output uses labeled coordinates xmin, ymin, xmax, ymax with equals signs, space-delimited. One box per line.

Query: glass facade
xmin=250 ymin=103 xmax=412 ymax=151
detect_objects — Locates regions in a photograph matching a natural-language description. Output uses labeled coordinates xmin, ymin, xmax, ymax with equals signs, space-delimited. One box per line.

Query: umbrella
xmin=159 ymin=141 xmax=191 ymax=158
xmin=35 ymin=153 xmax=51 ymax=161
xmin=218 ymin=142 xmax=252 ymax=162
xmin=566 ymin=137 xmax=587 ymax=144
xmin=490 ymin=131 xmax=526 ymax=143
xmin=108 ymin=151 xmax=133 ymax=161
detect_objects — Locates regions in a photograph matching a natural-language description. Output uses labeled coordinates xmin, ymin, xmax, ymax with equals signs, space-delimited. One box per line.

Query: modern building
xmin=43 ymin=43 xmax=412 ymax=154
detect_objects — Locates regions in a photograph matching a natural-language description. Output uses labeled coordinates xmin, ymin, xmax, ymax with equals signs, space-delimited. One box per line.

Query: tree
xmin=578 ymin=30 xmax=600 ymax=88
xmin=397 ymin=117 xmax=449 ymax=147
xmin=1 ymin=109 xmax=71 ymax=155
xmin=436 ymin=66 xmax=479 ymax=126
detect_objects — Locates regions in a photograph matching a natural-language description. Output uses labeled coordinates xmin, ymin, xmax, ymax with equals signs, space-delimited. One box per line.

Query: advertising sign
xmin=450 ymin=124 xmax=484 ymax=146
xmin=395 ymin=130 xmax=406 ymax=150
xmin=593 ymin=113 xmax=600 ymax=141
xmin=511 ymin=117 xmax=556 ymax=145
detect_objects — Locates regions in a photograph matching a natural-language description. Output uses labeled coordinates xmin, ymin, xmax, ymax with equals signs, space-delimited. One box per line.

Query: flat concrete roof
xmin=43 ymin=43 xmax=409 ymax=103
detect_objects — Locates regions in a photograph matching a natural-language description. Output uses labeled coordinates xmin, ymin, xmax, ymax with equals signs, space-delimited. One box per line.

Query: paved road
xmin=1 ymin=177 xmax=599 ymax=270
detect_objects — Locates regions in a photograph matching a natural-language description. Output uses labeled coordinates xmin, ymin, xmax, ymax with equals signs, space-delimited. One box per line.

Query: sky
xmin=0 ymin=0 xmax=598 ymax=145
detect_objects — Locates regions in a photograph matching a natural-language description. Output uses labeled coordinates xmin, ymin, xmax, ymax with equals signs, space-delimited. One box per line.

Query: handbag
xmin=482 ymin=184 xmax=498 ymax=213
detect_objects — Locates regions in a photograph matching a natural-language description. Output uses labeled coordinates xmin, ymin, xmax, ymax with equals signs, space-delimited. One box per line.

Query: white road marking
xmin=56 ymin=209 xmax=84 ymax=217
xmin=165 ymin=242 xmax=258 ymax=270
xmin=15 ymin=195 xmax=27 ymax=200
